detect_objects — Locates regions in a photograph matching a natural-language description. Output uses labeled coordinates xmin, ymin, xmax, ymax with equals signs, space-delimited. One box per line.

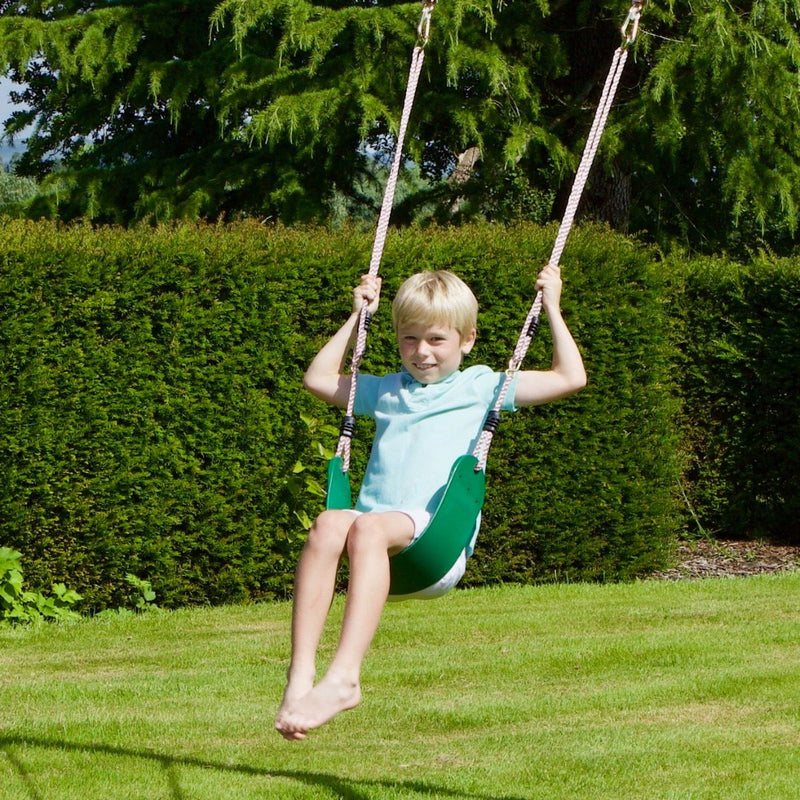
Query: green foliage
xmin=466 ymin=165 xmax=556 ymax=224
xmin=0 ymin=545 xmax=82 ymax=625
xmin=97 ymin=573 xmax=160 ymax=618
xmin=0 ymin=0 xmax=240 ymax=222
xmin=629 ymin=0 xmax=800 ymax=254
xmin=288 ymin=413 xmax=339 ymax=531
xmin=0 ymin=220 xmax=329 ymax=609
xmin=674 ymin=256 xmax=800 ymax=543
xmin=1 ymin=1 xmax=799 ymax=253
xmin=0 ymin=165 xmax=37 ymax=212
xmin=123 ymin=572 xmax=158 ymax=612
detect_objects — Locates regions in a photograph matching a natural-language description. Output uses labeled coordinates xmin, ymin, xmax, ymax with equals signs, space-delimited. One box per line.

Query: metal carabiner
xmin=417 ymin=0 xmax=437 ymax=45
xmin=621 ymin=0 xmax=647 ymax=47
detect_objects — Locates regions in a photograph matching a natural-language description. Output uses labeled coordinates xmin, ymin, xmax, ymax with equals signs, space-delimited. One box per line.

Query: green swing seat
xmin=326 ymin=455 xmax=486 ymax=597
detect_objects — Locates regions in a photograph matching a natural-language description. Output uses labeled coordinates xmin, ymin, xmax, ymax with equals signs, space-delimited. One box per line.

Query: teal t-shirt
xmin=353 ymin=365 xmax=518 ymax=521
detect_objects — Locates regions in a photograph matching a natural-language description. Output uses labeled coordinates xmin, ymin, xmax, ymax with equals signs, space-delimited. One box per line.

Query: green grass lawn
xmin=2 ymin=574 xmax=799 ymax=799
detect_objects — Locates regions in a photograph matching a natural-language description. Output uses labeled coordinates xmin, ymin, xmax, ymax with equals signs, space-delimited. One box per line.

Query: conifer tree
xmin=622 ymin=0 xmax=800 ymax=251
xmin=0 ymin=0 xmax=798 ymax=252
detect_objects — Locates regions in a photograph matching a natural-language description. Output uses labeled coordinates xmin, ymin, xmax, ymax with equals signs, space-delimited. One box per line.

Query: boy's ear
xmin=460 ymin=328 xmax=477 ymax=355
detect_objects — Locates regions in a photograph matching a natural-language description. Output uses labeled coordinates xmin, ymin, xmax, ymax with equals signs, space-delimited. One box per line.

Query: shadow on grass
xmin=1 ymin=734 xmax=528 ymax=800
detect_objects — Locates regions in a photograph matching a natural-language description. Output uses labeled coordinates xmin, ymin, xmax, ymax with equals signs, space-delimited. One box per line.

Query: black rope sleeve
xmin=482 ymin=410 xmax=501 ymax=434
xmin=339 ymin=415 xmax=356 ymax=439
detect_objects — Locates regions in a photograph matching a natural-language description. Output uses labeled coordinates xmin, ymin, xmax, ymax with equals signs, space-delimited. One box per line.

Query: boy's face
xmin=396 ymin=322 xmax=476 ymax=384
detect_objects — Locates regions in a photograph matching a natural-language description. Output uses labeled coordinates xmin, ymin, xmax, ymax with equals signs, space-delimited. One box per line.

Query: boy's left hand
xmin=535 ymin=263 xmax=562 ymax=313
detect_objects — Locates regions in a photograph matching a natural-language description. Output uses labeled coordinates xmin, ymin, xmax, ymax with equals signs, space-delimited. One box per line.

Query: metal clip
xmin=417 ymin=0 xmax=437 ymax=44
xmin=621 ymin=0 xmax=646 ymax=47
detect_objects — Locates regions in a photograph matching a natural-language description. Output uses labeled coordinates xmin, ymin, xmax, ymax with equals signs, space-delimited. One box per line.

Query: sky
xmin=0 ymin=76 xmax=30 ymax=157
xmin=1 ymin=75 xmax=18 ymax=123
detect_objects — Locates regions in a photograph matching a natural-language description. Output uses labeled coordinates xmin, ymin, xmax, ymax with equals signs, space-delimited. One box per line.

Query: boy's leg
xmin=276 ymin=510 xmax=357 ymax=731
xmin=276 ymin=511 xmax=414 ymax=737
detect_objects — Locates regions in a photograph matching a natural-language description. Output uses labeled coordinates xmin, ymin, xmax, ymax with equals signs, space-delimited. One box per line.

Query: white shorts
xmin=343 ymin=509 xmax=467 ymax=600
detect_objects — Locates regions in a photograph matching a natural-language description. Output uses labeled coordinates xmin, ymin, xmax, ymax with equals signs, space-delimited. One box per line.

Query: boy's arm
xmin=303 ymin=275 xmax=382 ymax=409
xmin=514 ymin=264 xmax=587 ymax=408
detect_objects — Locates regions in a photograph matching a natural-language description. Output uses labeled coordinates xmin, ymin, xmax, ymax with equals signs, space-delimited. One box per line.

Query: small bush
xmin=0 ymin=546 xmax=82 ymax=625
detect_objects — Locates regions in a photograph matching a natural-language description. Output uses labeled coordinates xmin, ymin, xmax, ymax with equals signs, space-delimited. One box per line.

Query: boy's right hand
xmin=353 ymin=274 xmax=382 ymax=315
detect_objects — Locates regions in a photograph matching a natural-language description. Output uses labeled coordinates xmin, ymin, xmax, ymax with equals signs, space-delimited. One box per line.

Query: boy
xmin=275 ymin=265 xmax=586 ymax=740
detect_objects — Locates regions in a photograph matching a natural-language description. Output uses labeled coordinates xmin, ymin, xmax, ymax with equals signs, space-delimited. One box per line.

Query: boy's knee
xmin=306 ymin=510 xmax=352 ymax=551
xmin=346 ymin=513 xmax=412 ymax=556
xmin=344 ymin=514 xmax=381 ymax=554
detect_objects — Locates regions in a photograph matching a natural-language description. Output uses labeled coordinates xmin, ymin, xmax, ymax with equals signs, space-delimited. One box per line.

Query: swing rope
xmin=471 ymin=0 xmax=646 ymax=471
xmin=325 ymin=0 xmax=647 ymax=597
xmin=335 ymin=0 xmax=437 ymax=473
xmin=334 ymin=0 xmax=646 ymax=475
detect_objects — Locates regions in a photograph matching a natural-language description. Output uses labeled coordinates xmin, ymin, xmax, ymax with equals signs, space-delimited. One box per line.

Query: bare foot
xmin=275 ymin=673 xmax=315 ymax=741
xmin=275 ymin=695 xmax=310 ymax=741
xmin=275 ymin=707 xmax=308 ymax=741
xmin=276 ymin=674 xmax=361 ymax=739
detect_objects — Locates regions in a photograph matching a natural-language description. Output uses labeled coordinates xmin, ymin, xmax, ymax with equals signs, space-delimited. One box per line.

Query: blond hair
xmin=391 ymin=270 xmax=478 ymax=341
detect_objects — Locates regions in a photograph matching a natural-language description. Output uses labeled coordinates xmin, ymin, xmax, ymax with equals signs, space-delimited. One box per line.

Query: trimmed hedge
xmin=676 ymin=256 xmax=800 ymax=543
xmin=1 ymin=219 xmax=681 ymax=608
xmin=1 ymin=221 xmax=331 ymax=609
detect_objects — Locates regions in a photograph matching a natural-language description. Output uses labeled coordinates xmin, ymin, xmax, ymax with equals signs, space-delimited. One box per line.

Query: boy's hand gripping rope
xmin=471 ymin=0 xmax=646 ymax=472
xmin=335 ymin=0 xmax=436 ymax=473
